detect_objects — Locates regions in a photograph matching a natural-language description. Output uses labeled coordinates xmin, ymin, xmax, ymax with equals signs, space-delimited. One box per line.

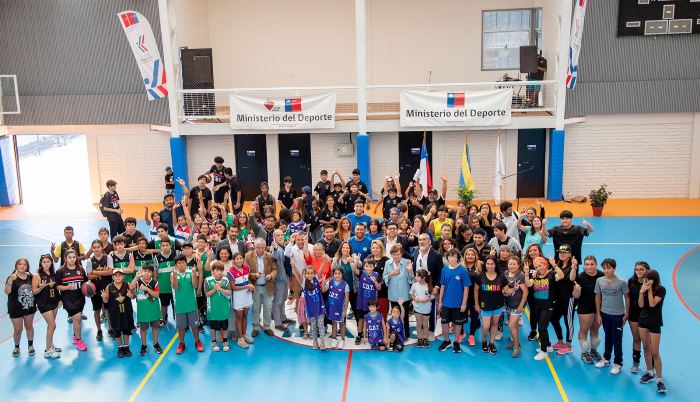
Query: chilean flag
xmin=120 ymin=12 xmax=139 ymax=28
xmin=285 ymin=98 xmax=302 ymax=112
xmin=447 ymin=92 xmax=465 ymax=108
xmin=418 ymin=132 xmax=432 ymax=197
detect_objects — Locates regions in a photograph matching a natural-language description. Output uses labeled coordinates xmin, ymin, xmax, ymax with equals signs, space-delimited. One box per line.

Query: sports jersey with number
xmin=205 ymin=276 xmax=230 ymax=320
xmin=155 ymin=251 xmax=176 ymax=294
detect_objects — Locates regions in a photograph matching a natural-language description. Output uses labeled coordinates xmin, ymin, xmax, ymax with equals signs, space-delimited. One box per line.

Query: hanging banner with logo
xmin=566 ymin=0 xmax=588 ymax=89
xmin=117 ymin=11 xmax=167 ymax=100
xmin=229 ymin=93 xmax=336 ymax=130
xmin=400 ymin=89 xmax=512 ymax=127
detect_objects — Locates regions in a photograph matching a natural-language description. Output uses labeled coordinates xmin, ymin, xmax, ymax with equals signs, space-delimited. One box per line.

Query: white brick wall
xmin=186 ymin=135 xmax=236 ymax=187
xmin=432 ymin=130 xmax=518 ymax=200
xmin=310 ymin=132 xmax=358 ymax=186
xmin=563 ymin=114 xmax=694 ymax=198
xmin=369 ymin=132 xmax=399 ymax=197
xmin=94 ymin=127 xmax=170 ymax=204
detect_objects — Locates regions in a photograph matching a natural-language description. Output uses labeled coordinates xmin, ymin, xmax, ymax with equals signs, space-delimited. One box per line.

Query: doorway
xmin=15 ymin=134 xmax=92 ymax=210
xmin=234 ymin=134 xmax=268 ymax=201
xmin=278 ymin=133 xmax=312 ymax=190
xmin=516 ymin=129 xmax=546 ymax=198
xmin=398 ymin=131 xmax=432 ymax=192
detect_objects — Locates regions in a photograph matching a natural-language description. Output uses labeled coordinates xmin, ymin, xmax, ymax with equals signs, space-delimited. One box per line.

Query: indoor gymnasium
xmin=1 ymin=1 xmax=699 ymax=401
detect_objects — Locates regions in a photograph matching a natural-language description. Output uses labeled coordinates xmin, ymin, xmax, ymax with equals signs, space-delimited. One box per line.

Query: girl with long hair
xmin=31 ymin=255 xmax=61 ymax=358
xmin=5 ymin=258 xmax=37 ymax=357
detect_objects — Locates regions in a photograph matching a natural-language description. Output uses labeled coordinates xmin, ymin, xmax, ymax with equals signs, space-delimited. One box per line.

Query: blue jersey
xmin=439 ymin=265 xmax=471 ymax=308
xmin=356 ymin=271 xmax=378 ymax=311
xmin=387 ymin=317 xmax=405 ymax=343
xmin=327 ymin=279 xmax=349 ymax=321
xmin=348 ymin=236 xmax=372 ymax=261
xmin=302 ymin=278 xmax=325 ymax=319
xmin=365 ymin=312 xmax=384 ymax=346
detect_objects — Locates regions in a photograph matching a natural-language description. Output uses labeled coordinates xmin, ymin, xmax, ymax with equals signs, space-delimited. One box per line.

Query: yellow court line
xmin=524 ymin=307 xmax=570 ymax=402
xmin=127 ymin=333 xmax=179 ymax=402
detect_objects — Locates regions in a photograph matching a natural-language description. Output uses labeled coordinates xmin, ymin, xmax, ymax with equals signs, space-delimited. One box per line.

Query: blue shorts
xmin=481 ymin=307 xmax=504 ymax=317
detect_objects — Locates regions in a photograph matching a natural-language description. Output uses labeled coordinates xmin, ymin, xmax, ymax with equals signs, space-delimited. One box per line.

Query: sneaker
xmin=211 ymin=342 xmax=220 ymax=352
xmin=640 ymin=372 xmax=655 ymax=384
xmin=428 ymin=332 xmax=436 ymax=342
xmin=330 ymin=338 xmax=338 ymax=349
xmin=527 ymin=331 xmax=537 ymax=342
xmin=100 ymin=311 xmax=108 ymax=323
xmin=630 ymin=362 xmax=640 ymax=374
xmin=595 ymin=359 xmax=610 ymax=369
xmin=81 ymin=313 xmax=87 ymax=320
xmin=52 ymin=345 xmax=62 ymax=353
xmin=387 ymin=344 xmax=394 ymax=351
xmin=581 ymin=352 xmax=594 ymax=364
xmin=534 ymin=350 xmax=549 ymax=361
xmin=512 ymin=347 xmax=521 ymax=358
xmin=243 ymin=335 xmax=254 ymax=344
xmin=590 ymin=349 xmax=602 ymax=361
xmin=468 ymin=335 xmax=476 ymax=346
xmin=264 ymin=329 xmax=274 ymax=336
xmin=481 ymin=342 xmax=489 ymax=353
xmin=355 ymin=335 xmax=362 ymax=345
xmin=338 ymin=339 xmax=345 ymax=349
xmin=453 ymin=342 xmax=462 ymax=353
xmin=552 ymin=340 xmax=565 ymax=350
xmin=28 ymin=346 xmax=35 ymax=356
xmin=68 ymin=317 xmax=73 ymax=324
xmin=176 ymin=343 xmax=185 ymax=354
xmin=124 ymin=347 xmax=132 ymax=357
xmin=282 ymin=318 xmax=296 ymax=324
xmin=488 ymin=343 xmax=497 ymax=355
xmin=505 ymin=342 xmax=514 ymax=350
xmin=159 ymin=319 xmax=166 ymax=328
xmin=154 ymin=343 xmax=163 ymax=354
xmin=438 ymin=340 xmax=452 ymax=352
xmin=536 ymin=346 xmax=554 ymax=353
xmin=44 ymin=349 xmax=60 ymax=359
xmin=275 ymin=324 xmax=288 ymax=331
xmin=96 ymin=331 xmax=103 ymax=342
xmin=73 ymin=337 xmax=87 ymax=351
xmin=117 ymin=347 xmax=125 ymax=358
xmin=251 ymin=329 xmax=259 ymax=337
xmin=610 ymin=364 xmax=621 ymax=375
xmin=12 ymin=347 xmax=20 ymax=357
xmin=556 ymin=344 xmax=572 ymax=355
xmin=656 ymin=381 xmax=667 ymax=394
xmin=198 ymin=326 xmax=205 ymax=334
xmin=495 ymin=331 xmax=503 ymax=341
xmin=140 ymin=345 xmax=147 ymax=356
xmin=237 ymin=338 xmax=249 ymax=349
xmin=222 ymin=341 xmax=230 ymax=352
xmin=195 ymin=340 xmax=204 ymax=352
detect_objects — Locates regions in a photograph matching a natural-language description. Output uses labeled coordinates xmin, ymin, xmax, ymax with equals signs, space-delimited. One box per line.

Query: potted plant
xmin=589 ymin=184 xmax=611 ymax=217
xmin=456 ymin=185 xmax=476 ymax=206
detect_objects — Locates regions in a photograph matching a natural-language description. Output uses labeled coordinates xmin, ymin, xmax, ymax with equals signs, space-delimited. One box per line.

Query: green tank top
xmin=205 ymin=276 xmax=230 ymax=320
xmin=174 ymin=268 xmax=197 ymax=314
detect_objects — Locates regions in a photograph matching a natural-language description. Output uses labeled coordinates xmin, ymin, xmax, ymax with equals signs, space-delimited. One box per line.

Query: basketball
xmin=81 ymin=282 xmax=96 ymax=298
xmin=205 ymin=174 xmax=212 ymax=184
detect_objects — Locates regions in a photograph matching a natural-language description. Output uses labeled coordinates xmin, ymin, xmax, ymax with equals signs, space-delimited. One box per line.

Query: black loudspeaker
xmin=519 ymin=46 xmax=538 ymax=74
xmin=180 ymin=48 xmax=215 ymax=117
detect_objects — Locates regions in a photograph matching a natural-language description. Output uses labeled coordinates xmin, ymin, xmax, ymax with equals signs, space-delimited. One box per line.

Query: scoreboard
xmin=617 ymin=0 xmax=700 ymax=36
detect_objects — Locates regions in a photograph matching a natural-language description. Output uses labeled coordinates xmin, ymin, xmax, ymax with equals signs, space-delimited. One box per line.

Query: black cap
xmin=182 ymin=242 xmax=194 ymax=248
xmin=558 ymin=245 xmax=572 ymax=253
xmin=352 ymin=168 xmax=360 ymax=175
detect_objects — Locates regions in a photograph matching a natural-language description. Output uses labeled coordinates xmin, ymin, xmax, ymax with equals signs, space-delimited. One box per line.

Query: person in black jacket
xmin=378 ymin=221 xmax=416 ymax=259
xmin=412 ymin=233 xmax=443 ymax=342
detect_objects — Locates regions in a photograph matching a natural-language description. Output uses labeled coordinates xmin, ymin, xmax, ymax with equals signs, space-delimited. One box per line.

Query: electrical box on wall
xmin=336 ymin=143 xmax=354 ymax=156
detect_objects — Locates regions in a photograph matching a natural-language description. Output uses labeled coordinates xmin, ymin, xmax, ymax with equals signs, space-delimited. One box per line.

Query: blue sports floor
xmin=1 ymin=217 xmax=698 ymax=402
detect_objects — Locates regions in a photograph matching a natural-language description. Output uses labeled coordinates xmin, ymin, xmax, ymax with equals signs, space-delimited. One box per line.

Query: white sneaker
xmin=211 ymin=342 xmax=220 ymax=352
xmin=534 ymin=351 xmax=549 ymax=361
xmin=536 ymin=346 xmax=554 ymax=353
xmin=428 ymin=332 xmax=435 ymax=342
xmin=595 ymin=359 xmax=610 ymax=368
xmin=44 ymin=349 xmax=60 ymax=359
xmin=338 ymin=339 xmax=345 ymax=349
xmin=610 ymin=364 xmax=622 ymax=375
xmin=222 ymin=341 xmax=230 ymax=352
xmin=237 ymin=338 xmax=249 ymax=349
xmin=495 ymin=330 xmax=503 ymax=341
xmin=331 ymin=338 xmax=338 ymax=349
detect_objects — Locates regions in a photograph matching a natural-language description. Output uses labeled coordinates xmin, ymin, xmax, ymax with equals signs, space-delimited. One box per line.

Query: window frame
xmin=481 ymin=7 xmax=543 ymax=71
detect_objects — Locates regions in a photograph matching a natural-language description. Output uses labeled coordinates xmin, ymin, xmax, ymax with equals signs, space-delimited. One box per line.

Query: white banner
xmin=400 ymin=89 xmax=512 ymax=127
xmin=566 ymin=0 xmax=588 ymax=89
xmin=117 ymin=11 xmax=167 ymax=100
xmin=229 ymin=93 xmax=336 ymax=130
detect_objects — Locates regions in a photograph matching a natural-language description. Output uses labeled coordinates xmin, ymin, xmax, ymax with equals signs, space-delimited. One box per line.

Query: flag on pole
xmin=566 ymin=0 xmax=588 ymax=89
xmin=418 ymin=131 xmax=432 ymax=197
xmin=493 ymin=133 xmax=505 ymax=204
xmin=459 ymin=132 xmax=474 ymax=190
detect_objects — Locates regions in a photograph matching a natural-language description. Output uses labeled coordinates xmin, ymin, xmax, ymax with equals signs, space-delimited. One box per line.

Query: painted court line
xmin=523 ymin=307 xmax=569 ymax=402
xmin=0 ymin=316 xmax=42 ymax=345
xmin=672 ymin=245 xmax=700 ymax=321
xmin=341 ymin=350 xmax=353 ymax=402
xmin=126 ymin=333 xmax=179 ymax=402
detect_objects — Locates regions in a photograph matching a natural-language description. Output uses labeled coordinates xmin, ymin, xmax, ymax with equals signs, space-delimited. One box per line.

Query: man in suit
xmin=216 ymin=225 xmax=242 ymax=255
xmin=412 ymin=233 xmax=443 ymax=341
xmin=378 ymin=221 xmax=416 ymax=259
xmin=245 ymin=238 xmax=277 ymax=337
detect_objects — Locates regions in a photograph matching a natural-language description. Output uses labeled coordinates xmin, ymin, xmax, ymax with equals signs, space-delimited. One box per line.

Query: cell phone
xmin=642 ymin=278 xmax=648 ymax=283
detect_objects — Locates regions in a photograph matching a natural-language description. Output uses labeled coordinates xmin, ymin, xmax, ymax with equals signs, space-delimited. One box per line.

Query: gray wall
xmin=0 ymin=0 xmax=169 ymax=125
xmin=565 ymin=0 xmax=700 ymax=117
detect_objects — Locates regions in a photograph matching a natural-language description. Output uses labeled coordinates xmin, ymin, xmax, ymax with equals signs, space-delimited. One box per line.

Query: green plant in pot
xmin=589 ymin=184 xmax=611 ymax=217
xmin=456 ymin=185 xmax=476 ymax=206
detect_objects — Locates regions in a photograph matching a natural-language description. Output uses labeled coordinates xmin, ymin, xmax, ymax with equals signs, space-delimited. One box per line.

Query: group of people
xmin=4 ymin=156 xmax=668 ymax=394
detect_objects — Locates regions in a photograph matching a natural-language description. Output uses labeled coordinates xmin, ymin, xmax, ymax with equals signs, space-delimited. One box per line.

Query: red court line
xmin=0 ymin=313 xmax=8 ymax=319
xmin=341 ymin=350 xmax=353 ymax=402
xmin=672 ymin=244 xmax=700 ymax=321
xmin=0 ymin=316 xmax=43 ymax=345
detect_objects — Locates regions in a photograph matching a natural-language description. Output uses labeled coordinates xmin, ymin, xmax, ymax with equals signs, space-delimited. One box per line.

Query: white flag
xmin=493 ymin=134 xmax=505 ymax=204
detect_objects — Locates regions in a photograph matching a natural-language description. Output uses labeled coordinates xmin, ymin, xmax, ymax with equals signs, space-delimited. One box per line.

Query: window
xmin=482 ymin=8 xmax=542 ymax=71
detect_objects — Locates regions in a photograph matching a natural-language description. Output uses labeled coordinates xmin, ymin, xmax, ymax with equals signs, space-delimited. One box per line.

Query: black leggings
xmin=391 ymin=300 xmax=411 ymax=338
xmin=528 ymin=294 xmax=537 ymax=333
xmin=467 ymin=304 xmax=480 ymax=336
xmin=532 ymin=303 xmax=553 ymax=349
xmin=551 ymin=297 xmax=575 ymax=343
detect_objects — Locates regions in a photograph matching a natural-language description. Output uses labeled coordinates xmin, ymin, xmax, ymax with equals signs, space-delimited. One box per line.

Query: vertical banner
xmin=566 ymin=0 xmax=588 ymax=89
xmin=493 ymin=134 xmax=505 ymax=204
xmin=117 ymin=11 xmax=168 ymax=100
xmin=229 ymin=93 xmax=336 ymax=130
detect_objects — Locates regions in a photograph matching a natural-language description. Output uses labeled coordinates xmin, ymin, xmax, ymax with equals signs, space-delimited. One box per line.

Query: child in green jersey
xmin=171 ymin=255 xmax=203 ymax=354
xmin=130 ymin=264 xmax=162 ymax=356
xmin=204 ymin=262 xmax=232 ymax=352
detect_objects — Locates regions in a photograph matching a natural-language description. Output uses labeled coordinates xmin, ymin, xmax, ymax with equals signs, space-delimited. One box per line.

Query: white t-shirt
xmin=410 ymin=281 xmax=434 ymax=315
